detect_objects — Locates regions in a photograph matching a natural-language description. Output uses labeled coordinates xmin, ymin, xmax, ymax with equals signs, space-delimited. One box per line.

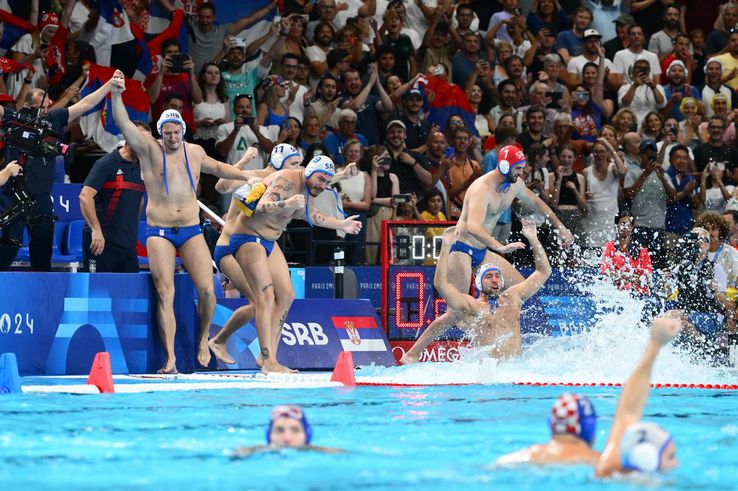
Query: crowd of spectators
xmin=1 ymin=0 xmax=738 ymax=347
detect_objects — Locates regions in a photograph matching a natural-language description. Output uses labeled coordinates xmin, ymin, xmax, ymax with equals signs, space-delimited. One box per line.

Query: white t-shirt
xmin=280 ymin=83 xmax=308 ymax=122
xmin=375 ymin=0 xmax=437 ymax=48
xmin=193 ymin=101 xmax=228 ymax=141
xmin=69 ymin=2 xmax=91 ymax=37
xmin=704 ymin=185 xmax=736 ymax=212
xmin=647 ymin=31 xmax=674 ymax=59
xmin=612 ymin=49 xmax=661 ymax=83
xmin=656 ymin=140 xmax=694 ymax=171
xmin=215 ymin=122 xmax=279 ymax=168
xmin=617 ymin=83 xmax=666 ymax=126
xmin=567 ymin=55 xmax=615 ymax=79
xmin=6 ymin=34 xmax=43 ymax=98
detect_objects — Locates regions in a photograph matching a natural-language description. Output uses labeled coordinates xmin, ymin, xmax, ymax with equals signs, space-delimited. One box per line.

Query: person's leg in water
xmin=264 ymin=244 xmax=297 ymax=373
xmin=235 ymin=241 xmax=278 ymax=372
xmin=146 ymin=237 xmax=179 ymax=374
xmin=209 ymin=253 xmax=256 ymax=364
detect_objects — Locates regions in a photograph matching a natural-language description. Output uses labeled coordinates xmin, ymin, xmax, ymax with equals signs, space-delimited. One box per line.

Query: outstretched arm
xmin=201 ymin=153 xmax=250 ymax=180
xmin=518 ymin=185 xmax=573 ymax=246
xmin=110 ymin=74 xmax=155 ymax=160
xmin=215 ymin=147 xmax=262 ymax=194
xmin=435 ymin=227 xmax=477 ymax=313
xmin=595 ymin=316 xmax=682 ymax=478
xmin=68 ymin=72 xmax=115 ymax=121
xmin=307 ymin=204 xmax=362 ymax=235
xmin=506 ymin=218 xmax=551 ymax=301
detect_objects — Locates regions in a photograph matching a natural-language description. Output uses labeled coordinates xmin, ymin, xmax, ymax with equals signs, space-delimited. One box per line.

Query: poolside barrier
xmin=330 ymin=351 xmax=356 ymax=386
xmin=0 ymin=353 xmax=22 ymax=394
xmin=511 ymin=382 xmax=738 ymax=390
xmin=86 ymin=352 xmax=115 ymax=393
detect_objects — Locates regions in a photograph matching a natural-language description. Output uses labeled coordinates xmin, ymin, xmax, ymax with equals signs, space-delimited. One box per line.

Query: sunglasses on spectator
xmin=236 ymin=93 xmax=253 ymax=100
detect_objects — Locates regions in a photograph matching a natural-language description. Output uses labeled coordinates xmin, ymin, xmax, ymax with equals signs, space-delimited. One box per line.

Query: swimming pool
xmin=1 ymin=379 xmax=736 ymax=490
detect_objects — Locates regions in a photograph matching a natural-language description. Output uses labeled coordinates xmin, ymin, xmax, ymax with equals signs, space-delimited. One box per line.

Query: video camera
xmin=0 ymin=106 xmax=67 ymax=159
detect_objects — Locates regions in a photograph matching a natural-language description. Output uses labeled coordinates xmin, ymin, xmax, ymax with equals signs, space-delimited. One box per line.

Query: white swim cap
xmin=304 ymin=155 xmax=336 ymax=179
xmin=620 ymin=422 xmax=673 ymax=473
xmin=475 ymin=263 xmax=503 ymax=291
xmin=270 ymin=144 xmax=302 ymax=170
xmin=157 ymin=109 xmax=186 ymax=136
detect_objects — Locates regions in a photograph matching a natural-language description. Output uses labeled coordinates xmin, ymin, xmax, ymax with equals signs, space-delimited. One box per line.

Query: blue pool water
xmin=1 ymin=382 xmax=737 ymax=490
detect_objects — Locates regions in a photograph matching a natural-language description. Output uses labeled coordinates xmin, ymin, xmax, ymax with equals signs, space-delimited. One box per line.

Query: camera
xmin=241 ymin=115 xmax=255 ymax=126
xmin=0 ymin=107 xmax=66 ymax=159
xmin=546 ymin=90 xmax=563 ymax=101
xmin=379 ymin=156 xmax=392 ymax=167
xmin=393 ymin=193 xmax=412 ymax=204
xmin=168 ymin=54 xmax=188 ymax=73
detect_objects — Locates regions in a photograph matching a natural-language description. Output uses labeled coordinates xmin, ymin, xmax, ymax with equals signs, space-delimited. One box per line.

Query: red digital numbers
xmin=394 ymin=272 xmax=425 ymax=328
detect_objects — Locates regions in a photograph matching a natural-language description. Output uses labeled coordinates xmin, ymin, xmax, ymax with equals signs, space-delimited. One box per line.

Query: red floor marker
xmin=330 ymin=351 xmax=356 ymax=387
xmin=86 ymin=352 xmax=115 ymax=393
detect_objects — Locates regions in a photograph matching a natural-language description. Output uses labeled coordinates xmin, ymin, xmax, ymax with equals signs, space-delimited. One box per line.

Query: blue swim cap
xmin=475 ymin=263 xmax=503 ymax=292
xmin=549 ymin=393 xmax=597 ymax=446
xmin=620 ymin=422 xmax=673 ymax=473
xmin=266 ymin=405 xmax=313 ymax=445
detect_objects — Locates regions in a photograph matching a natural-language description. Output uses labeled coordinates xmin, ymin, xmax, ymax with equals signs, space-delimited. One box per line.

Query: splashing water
xmin=360 ymin=269 xmax=738 ymax=386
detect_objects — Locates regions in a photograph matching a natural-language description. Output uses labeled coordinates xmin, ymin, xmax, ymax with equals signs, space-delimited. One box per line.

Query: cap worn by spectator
xmin=667 ymin=59 xmax=688 ymax=77
xmin=705 ymin=58 xmax=723 ymax=73
xmin=613 ymin=14 xmax=636 ymax=26
xmin=386 ymin=120 xmax=406 ymax=131
xmin=584 ymin=29 xmax=602 ymax=39
xmin=39 ymin=11 xmax=59 ymax=35
xmin=640 ymin=139 xmax=658 ymax=152
xmin=404 ymin=88 xmax=422 ymax=99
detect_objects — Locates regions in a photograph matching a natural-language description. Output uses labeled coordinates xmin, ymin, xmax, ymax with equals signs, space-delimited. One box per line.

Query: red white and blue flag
xmin=80 ymin=64 xmax=150 ymax=152
xmin=0 ymin=9 xmax=35 ymax=57
xmin=420 ymin=75 xmax=479 ymax=137
xmin=331 ymin=316 xmax=388 ymax=352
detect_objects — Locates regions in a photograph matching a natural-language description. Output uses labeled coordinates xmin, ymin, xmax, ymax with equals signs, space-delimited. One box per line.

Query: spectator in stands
xmin=395 ymin=193 xmax=422 ymax=220
xmin=660 ymin=33 xmax=696 ymax=85
xmin=551 ymin=144 xmax=587 ymax=246
xmin=697 ymin=213 xmax=738 ymax=292
xmin=519 ymin=106 xmax=549 ymax=152
xmin=419 ymin=16 xmax=454 ymax=76
xmin=443 ymin=127 xmax=483 ymax=220
xmin=300 ymin=115 xmax=324 ymax=152
xmin=715 ymin=29 xmax=738 ymax=91
xmin=366 ymin=146 xmax=400 ymax=264
xmin=221 ymin=24 xmax=287 ymax=114
xmin=279 ymin=117 xmax=303 ymax=151
xmin=256 ymin=75 xmax=297 ymax=127
xmin=335 ymin=25 xmax=370 ymax=70
xmin=693 ymin=115 xmax=738 ymax=175
xmin=79 ymin=124 xmax=149 ymax=273
xmin=623 ymin=137 xmax=671 ymax=267
xmin=295 ymin=55 xmax=312 ymax=86
xmin=600 ymin=210 xmax=653 ymax=296
xmin=529 ymin=28 xmax=558 ymax=78
xmin=677 ymin=99 xmax=703 ymax=149
xmin=147 ymin=38 xmax=202 ymax=132
xmin=660 ymin=60 xmax=701 ymax=122
xmin=420 ymin=188 xmax=447 ymax=225
xmin=618 ymin=56 xmax=666 ymax=126
xmin=664 ymin=145 xmax=700 ymax=237
xmin=582 ymin=54 xmax=617 ymax=118
xmin=603 ymin=14 xmax=635 ymax=62
xmin=306 ymin=0 xmax=340 ymax=39
xmin=566 ymin=29 xmax=615 ymax=89
xmin=305 ymin=74 xmax=341 ymax=129
xmin=699 ymin=95 xmax=736 ymax=146
xmin=280 ymin=54 xmax=309 ymax=121
xmin=538 ymin=54 xmax=572 ymax=111
xmin=550 ymin=113 xmax=590 ymax=173
xmin=400 ymin=88 xmax=431 ymax=152
xmin=339 ymin=65 xmax=393 ymax=147
xmin=701 ymin=58 xmax=738 ymax=118
xmin=385 ymin=120 xmax=433 ymax=197
xmin=452 ymin=32 xmax=484 ymax=88
xmin=611 ymin=107 xmax=637 ymax=139
xmin=554 ymin=6 xmax=593 ymax=65
xmin=324 ymin=109 xmax=368 ymax=164
xmin=336 ymin=141 xmax=371 ymax=264
xmin=194 ymin=62 xmax=230 ymax=158
xmin=378 ymin=9 xmax=415 ymax=83
xmin=490 ymin=80 xmax=523 ymax=129
xmin=274 ymin=14 xmax=309 ymax=74
xmin=690 ymin=29 xmax=708 ymax=88
xmin=660 ymin=116 xmax=694 ymax=161
xmin=186 ymin=1 xmax=275 ymax=73
xmin=581 ymin=138 xmax=625 ymax=252
xmin=306 ymin=22 xmax=336 ymax=79
xmin=648 ymin=4 xmax=681 ymax=62
xmin=487 ymin=0 xmax=522 ymax=44
xmin=640 ymin=111 xmax=664 ymax=142
xmin=700 ymin=160 xmax=736 ymax=212
xmin=571 ymin=69 xmax=606 ymax=143
xmin=5 ymin=10 xmax=58 ymax=98
xmin=612 ymin=25 xmax=661 ymax=86
xmin=526 ymin=0 xmax=569 ymax=38
xmin=705 ymin=3 xmax=738 ymax=56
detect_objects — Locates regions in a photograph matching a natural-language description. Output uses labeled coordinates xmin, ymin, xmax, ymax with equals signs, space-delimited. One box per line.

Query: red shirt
xmin=600 ymin=241 xmax=653 ymax=295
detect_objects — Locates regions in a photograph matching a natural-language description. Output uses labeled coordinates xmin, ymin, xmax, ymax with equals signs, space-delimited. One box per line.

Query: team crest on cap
xmin=499 ymin=159 xmax=510 ymax=175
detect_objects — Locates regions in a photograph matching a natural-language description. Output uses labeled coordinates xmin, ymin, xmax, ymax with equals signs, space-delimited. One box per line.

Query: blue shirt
xmin=83 ymin=149 xmax=145 ymax=249
xmin=665 ymin=167 xmax=695 ymax=234
xmin=663 ymin=85 xmax=701 ymax=121
xmin=554 ymin=30 xmax=584 ymax=58
xmin=481 ymin=151 xmax=512 ymax=225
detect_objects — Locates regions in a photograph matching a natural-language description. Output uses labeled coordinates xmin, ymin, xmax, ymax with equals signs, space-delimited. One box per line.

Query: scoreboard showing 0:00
xmin=380 ymin=220 xmax=464 ymax=342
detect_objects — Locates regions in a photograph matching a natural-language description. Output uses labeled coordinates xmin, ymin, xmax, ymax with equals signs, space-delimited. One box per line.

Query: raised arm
xmin=595 ymin=315 xmax=682 ymax=478
xmin=506 ymin=218 xmax=551 ymax=301
xmin=110 ymin=73 xmax=156 ymax=159
xmin=67 ymin=72 xmax=115 ymax=121
xmin=435 ymin=227 xmax=477 ymax=313
xmin=215 ymin=147 xmax=261 ymax=194
xmin=517 ymin=185 xmax=573 ymax=245
xmin=228 ymin=1 xmax=277 ymax=35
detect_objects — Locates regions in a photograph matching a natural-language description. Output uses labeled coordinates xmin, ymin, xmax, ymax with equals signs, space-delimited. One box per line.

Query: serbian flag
xmin=210 ymin=0 xmax=276 ymax=45
xmin=80 ymin=63 xmax=150 ymax=152
xmin=0 ymin=9 xmax=35 ymax=56
xmin=421 ymin=75 xmax=479 ymax=137
xmin=147 ymin=9 xmax=188 ymax=60
xmin=45 ymin=25 xmax=68 ymax=85
xmin=0 ymin=55 xmax=31 ymax=74
xmin=147 ymin=0 xmax=203 ymax=35
xmin=331 ymin=316 xmax=388 ymax=352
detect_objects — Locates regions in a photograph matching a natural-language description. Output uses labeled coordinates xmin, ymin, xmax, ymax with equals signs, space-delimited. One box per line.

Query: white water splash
xmin=360 ymin=271 xmax=738 ymax=386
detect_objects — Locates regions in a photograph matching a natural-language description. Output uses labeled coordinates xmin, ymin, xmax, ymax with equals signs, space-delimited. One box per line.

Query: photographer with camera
xmin=0 ymin=77 xmax=119 ymax=271
xmin=147 ymin=38 xmax=202 ymax=137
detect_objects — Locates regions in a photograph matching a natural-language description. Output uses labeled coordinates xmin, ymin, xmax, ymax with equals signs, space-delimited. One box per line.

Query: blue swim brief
xmin=213 ymin=244 xmax=237 ymax=268
xmin=449 ymin=240 xmax=487 ymax=269
xmin=229 ymin=234 xmax=275 ymax=257
xmin=146 ymin=224 xmax=202 ymax=249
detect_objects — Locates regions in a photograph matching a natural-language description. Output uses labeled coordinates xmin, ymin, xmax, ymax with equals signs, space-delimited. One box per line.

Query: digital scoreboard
xmin=380 ymin=220 xmax=464 ymax=341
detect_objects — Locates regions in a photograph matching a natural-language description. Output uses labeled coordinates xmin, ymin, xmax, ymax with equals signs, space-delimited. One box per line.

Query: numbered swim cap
xmin=497 ymin=145 xmax=526 ymax=180
xmin=157 ymin=109 xmax=186 ymax=136
xmin=270 ymin=144 xmax=302 ymax=170
xmin=475 ymin=263 xmax=503 ymax=292
xmin=620 ymin=422 xmax=673 ymax=473
xmin=305 ymin=155 xmax=336 ymax=180
xmin=549 ymin=393 xmax=597 ymax=446
xmin=266 ymin=405 xmax=313 ymax=445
